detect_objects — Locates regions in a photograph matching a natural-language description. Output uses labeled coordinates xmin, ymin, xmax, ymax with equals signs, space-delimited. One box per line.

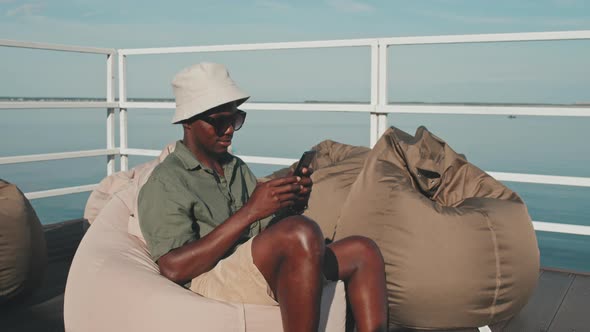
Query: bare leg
xmin=252 ymin=215 xmax=325 ymax=332
xmin=328 ymin=236 xmax=388 ymax=332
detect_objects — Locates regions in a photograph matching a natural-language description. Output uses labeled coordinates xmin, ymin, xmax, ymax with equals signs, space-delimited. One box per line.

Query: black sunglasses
xmin=199 ymin=110 xmax=247 ymax=136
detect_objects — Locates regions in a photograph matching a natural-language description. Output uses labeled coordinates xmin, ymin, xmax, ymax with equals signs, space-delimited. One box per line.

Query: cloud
xmin=550 ymin=0 xmax=582 ymax=6
xmin=326 ymin=0 xmax=375 ymax=13
xmin=6 ymin=3 xmax=44 ymax=17
xmin=82 ymin=10 xmax=104 ymax=18
xmin=419 ymin=11 xmax=516 ymax=25
xmin=418 ymin=10 xmax=589 ymax=28
xmin=541 ymin=17 xmax=590 ymax=28
xmin=255 ymin=0 xmax=292 ymax=10
xmin=0 ymin=0 xmax=16 ymax=4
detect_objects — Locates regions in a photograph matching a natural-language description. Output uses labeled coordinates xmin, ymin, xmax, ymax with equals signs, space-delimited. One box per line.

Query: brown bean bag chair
xmin=0 ymin=180 xmax=47 ymax=305
xmin=334 ymin=126 xmax=540 ymax=329
xmin=261 ymin=140 xmax=369 ymax=239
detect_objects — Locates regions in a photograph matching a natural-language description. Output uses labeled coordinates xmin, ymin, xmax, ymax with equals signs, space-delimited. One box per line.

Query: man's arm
xmin=157 ymin=206 xmax=256 ymax=283
xmin=156 ymin=176 xmax=302 ymax=284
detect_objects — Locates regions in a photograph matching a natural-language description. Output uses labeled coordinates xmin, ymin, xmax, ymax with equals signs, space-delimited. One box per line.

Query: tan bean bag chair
xmin=0 ymin=180 xmax=47 ymax=304
xmin=84 ymin=142 xmax=176 ymax=226
xmin=334 ymin=126 xmax=540 ymax=330
xmin=65 ymin=148 xmax=347 ymax=332
xmin=261 ymin=140 xmax=370 ymax=239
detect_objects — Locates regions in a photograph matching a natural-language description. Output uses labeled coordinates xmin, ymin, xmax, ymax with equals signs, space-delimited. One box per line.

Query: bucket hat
xmin=171 ymin=63 xmax=250 ymax=124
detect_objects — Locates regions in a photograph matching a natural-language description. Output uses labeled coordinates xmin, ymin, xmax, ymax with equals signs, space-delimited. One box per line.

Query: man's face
xmin=183 ymin=101 xmax=244 ymax=155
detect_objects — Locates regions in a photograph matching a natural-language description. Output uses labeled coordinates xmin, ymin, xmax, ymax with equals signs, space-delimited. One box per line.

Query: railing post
xmin=118 ymin=52 xmax=129 ymax=171
xmin=370 ymin=41 xmax=389 ymax=147
xmin=370 ymin=42 xmax=379 ymax=147
xmin=377 ymin=41 xmax=389 ymax=142
xmin=106 ymin=53 xmax=116 ymax=175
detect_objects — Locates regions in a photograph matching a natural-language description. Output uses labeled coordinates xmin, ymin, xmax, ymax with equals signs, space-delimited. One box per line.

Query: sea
xmin=1 ymin=101 xmax=589 ymax=273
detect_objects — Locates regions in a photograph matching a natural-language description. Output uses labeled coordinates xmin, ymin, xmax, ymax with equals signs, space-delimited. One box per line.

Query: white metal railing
xmin=376 ymin=30 xmax=590 ymax=120
xmin=379 ymin=104 xmax=590 ymax=117
xmin=24 ymin=184 xmax=100 ymax=200
xmin=0 ymin=39 xmax=115 ymax=54
xmin=0 ymin=101 xmax=118 ymax=109
xmin=0 ymin=149 xmax=119 ymax=165
xmin=0 ymin=38 xmax=118 ymax=181
xmin=1 ymin=31 xmax=590 ymax=237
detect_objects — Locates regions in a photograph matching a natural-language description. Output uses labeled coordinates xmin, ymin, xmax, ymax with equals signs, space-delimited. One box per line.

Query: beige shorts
xmin=190 ymin=237 xmax=278 ymax=306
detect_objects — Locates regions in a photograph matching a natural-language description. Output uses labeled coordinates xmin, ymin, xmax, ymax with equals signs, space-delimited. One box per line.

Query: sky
xmin=1 ymin=0 xmax=589 ymax=103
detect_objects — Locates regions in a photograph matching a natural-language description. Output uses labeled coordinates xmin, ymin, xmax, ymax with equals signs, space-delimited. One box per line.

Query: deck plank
xmin=0 ymin=294 xmax=65 ymax=332
xmin=504 ymin=270 xmax=575 ymax=332
xmin=0 ymin=259 xmax=70 ymax=332
xmin=547 ymin=274 xmax=590 ymax=331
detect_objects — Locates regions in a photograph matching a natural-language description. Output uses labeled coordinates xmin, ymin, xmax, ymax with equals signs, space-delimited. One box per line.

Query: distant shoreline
xmin=1 ymin=97 xmax=588 ymax=107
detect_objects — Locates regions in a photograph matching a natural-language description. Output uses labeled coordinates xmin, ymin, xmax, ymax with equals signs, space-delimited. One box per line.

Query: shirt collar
xmin=174 ymin=140 xmax=237 ymax=172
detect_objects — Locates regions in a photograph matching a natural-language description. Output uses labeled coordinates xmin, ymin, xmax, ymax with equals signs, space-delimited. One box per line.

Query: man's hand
xmin=245 ymin=176 xmax=302 ymax=221
xmin=292 ymin=167 xmax=313 ymax=213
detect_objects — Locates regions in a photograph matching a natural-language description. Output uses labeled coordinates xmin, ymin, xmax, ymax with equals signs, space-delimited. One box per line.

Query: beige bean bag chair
xmin=334 ymin=126 xmax=540 ymax=329
xmin=0 ymin=180 xmax=47 ymax=305
xmin=64 ymin=146 xmax=346 ymax=332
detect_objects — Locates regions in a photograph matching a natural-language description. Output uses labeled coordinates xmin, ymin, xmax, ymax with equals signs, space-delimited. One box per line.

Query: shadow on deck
xmin=1 ymin=219 xmax=588 ymax=332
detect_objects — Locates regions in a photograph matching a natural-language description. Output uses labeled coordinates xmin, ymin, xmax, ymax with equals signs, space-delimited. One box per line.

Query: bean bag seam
xmin=483 ymin=211 xmax=501 ymax=323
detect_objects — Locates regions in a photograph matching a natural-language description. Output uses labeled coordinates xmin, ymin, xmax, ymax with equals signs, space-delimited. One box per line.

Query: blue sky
xmin=1 ymin=0 xmax=589 ymax=103
xmin=2 ymin=0 xmax=590 ymax=46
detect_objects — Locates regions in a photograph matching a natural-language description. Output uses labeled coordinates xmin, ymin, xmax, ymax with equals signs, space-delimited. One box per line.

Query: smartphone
xmin=292 ymin=150 xmax=317 ymax=177
xmin=268 ymin=150 xmax=317 ymax=224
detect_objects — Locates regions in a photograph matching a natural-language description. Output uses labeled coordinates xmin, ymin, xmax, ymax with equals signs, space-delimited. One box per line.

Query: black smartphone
xmin=292 ymin=150 xmax=317 ymax=177
xmin=268 ymin=150 xmax=317 ymax=225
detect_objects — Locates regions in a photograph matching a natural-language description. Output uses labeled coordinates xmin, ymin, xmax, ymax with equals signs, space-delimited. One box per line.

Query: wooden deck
xmin=1 ymin=219 xmax=589 ymax=332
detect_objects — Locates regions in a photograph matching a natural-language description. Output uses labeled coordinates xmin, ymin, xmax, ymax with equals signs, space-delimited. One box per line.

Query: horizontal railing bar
xmin=120 ymin=101 xmax=374 ymax=112
xmin=489 ymin=172 xmax=590 ymax=187
xmin=22 ymin=185 xmax=590 ymax=237
xmin=0 ymin=101 xmax=119 ymax=109
xmin=121 ymin=148 xmax=160 ymax=157
xmin=118 ymin=31 xmax=590 ymax=56
xmin=119 ymin=101 xmax=175 ymax=109
xmin=121 ymin=102 xmax=590 ymax=116
xmin=381 ymin=30 xmax=590 ymax=46
xmin=238 ymin=155 xmax=298 ymax=166
xmin=533 ymin=221 xmax=590 ymax=236
xmin=242 ymin=103 xmax=373 ymax=112
xmin=122 ymin=148 xmax=299 ymax=166
xmin=0 ymin=149 xmax=120 ymax=165
xmin=3 ymin=152 xmax=587 ymax=187
xmin=119 ymin=38 xmax=378 ymax=56
xmin=122 ymin=149 xmax=590 ymax=186
xmin=380 ymin=104 xmax=590 ymax=117
xmin=0 ymin=39 xmax=115 ymax=55
xmin=24 ymin=184 xmax=98 ymax=200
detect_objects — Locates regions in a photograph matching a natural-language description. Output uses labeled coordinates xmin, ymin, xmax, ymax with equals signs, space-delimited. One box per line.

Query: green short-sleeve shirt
xmin=138 ymin=141 xmax=268 ymax=262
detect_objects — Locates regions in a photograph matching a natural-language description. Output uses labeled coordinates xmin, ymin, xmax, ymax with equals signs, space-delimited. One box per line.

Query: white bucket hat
xmin=171 ymin=62 xmax=250 ymax=124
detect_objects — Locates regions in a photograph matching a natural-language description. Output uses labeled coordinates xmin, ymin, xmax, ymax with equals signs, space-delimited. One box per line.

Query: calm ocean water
xmin=1 ymin=108 xmax=589 ymax=272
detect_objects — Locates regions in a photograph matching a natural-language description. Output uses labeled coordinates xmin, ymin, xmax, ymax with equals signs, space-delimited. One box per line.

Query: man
xmin=138 ymin=63 xmax=387 ymax=332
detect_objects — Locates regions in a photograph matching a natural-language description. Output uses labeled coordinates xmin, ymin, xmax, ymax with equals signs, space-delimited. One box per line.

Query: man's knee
xmin=276 ymin=216 xmax=324 ymax=255
xmin=347 ymin=236 xmax=384 ymax=264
